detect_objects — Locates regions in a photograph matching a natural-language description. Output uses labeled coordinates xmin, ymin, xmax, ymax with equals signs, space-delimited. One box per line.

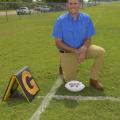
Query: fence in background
xmin=0 ymin=0 xmax=119 ymax=21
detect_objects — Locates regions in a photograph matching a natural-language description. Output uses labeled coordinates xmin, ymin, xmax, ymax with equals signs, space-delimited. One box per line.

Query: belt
xmin=59 ymin=50 xmax=67 ymax=53
xmin=59 ymin=50 xmax=64 ymax=53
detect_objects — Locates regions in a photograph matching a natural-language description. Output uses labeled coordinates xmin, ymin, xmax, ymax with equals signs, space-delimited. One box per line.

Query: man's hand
xmin=55 ymin=38 xmax=90 ymax=63
xmin=77 ymin=45 xmax=87 ymax=63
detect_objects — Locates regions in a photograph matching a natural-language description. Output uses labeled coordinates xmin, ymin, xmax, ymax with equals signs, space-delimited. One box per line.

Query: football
xmin=65 ymin=80 xmax=85 ymax=92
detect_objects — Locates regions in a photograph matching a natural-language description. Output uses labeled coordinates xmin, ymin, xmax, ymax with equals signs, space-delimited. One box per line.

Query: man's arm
xmin=55 ymin=37 xmax=91 ymax=63
xmin=79 ymin=38 xmax=91 ymax=52
xmin=55 ymin=38 xmax=79 ymax=53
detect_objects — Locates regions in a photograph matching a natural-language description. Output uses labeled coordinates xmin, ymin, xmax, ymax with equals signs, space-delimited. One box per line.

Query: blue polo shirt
xmin=52 ymin=12 xmax=96 ymax=48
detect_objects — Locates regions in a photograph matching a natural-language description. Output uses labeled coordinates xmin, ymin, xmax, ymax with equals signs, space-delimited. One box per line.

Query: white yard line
xmin=37 ymin=95 xmax=120 ymax=101
xmin=29 ymin=78 xmax=63 ymax=120
xmin=30 ymin=75 xmax=120 ymax=120
xmin=52 ymin=95 xmax=120 ymax=101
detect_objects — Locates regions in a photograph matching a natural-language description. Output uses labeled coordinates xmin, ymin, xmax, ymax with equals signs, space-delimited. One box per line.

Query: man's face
xmin=67 ymin=0 xmax=80 ymax=15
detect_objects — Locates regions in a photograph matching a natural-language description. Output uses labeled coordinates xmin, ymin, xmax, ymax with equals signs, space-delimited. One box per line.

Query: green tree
xmin=0 ymin=0 xmax=33 ymax=2
xmin=22 ymin=0 xmax=33 ymax=2
xmin=45 ymin=0 xmax=66 ymax=2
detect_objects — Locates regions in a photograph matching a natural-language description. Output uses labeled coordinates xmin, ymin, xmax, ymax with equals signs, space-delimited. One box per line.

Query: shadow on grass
xmin=1 ymin=92 xmax=28 ymax=106
xmin=63 ymin=99 xmax=79 ymax=109
xmin=55 ymin=83 xmax=106 ymax=96
xmin=55 ymin=83 xmax=106 ymax=109
xmin=5 ymin=97 xmax=28 ymax=106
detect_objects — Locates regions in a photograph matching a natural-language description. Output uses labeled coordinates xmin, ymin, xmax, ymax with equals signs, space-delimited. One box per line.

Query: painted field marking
xmin=30 ymin=75 xmax=120 ymax=120
xmin=29 ymin=77 xmax=63 ymax=120
xmin=37 ymin=95 xmax=120 ymax=101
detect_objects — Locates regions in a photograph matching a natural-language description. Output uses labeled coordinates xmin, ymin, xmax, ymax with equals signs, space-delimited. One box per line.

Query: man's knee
xmin=97 ymin=47 xmax=105 ymax=57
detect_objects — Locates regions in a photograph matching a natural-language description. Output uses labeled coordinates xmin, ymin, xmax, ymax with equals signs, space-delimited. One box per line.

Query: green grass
xmin=40 ymin=100 xmax=120 ymax=120
xmin=0 ymin=2 xmax=120 ymax=120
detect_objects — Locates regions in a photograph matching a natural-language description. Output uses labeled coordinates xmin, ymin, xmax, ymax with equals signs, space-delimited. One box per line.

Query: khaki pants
xmin=60 ymin=45 xmax=105 ymax=82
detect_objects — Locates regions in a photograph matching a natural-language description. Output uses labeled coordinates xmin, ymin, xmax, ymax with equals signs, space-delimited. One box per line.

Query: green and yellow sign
xmin=2 ymin=66 xmax=40 ymax=102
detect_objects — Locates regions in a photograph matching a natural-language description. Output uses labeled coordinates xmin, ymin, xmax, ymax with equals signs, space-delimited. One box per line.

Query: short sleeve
xmin=52 ymin=18 xmax=63 ymax=39
xmin=84 ymin=17 xmax=96 ymax=39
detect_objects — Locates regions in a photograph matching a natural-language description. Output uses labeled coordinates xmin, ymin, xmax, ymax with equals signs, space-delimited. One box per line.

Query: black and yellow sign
xmin=2 ymin=66 xmax=40 ymax=102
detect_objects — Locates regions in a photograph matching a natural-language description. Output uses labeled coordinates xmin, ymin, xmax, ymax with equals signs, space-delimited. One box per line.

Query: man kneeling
xmin=53 ymin=0 xmax=105 ymax=91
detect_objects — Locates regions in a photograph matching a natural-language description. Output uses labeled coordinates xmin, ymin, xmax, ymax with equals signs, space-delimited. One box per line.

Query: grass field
xmin=0 ymin=2 xmax=120 ymax=120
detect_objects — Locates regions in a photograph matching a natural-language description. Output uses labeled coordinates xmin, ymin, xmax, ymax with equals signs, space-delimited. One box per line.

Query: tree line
xmin=0 ymin=0 xmax=67 ymax=10
xmin=0 ymin=0 xmax=33 ymax=10
xmin=0 ymin=0 xmax=67 ymax=3
xmin=0 ymin=0 xmax=33 ymax=2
